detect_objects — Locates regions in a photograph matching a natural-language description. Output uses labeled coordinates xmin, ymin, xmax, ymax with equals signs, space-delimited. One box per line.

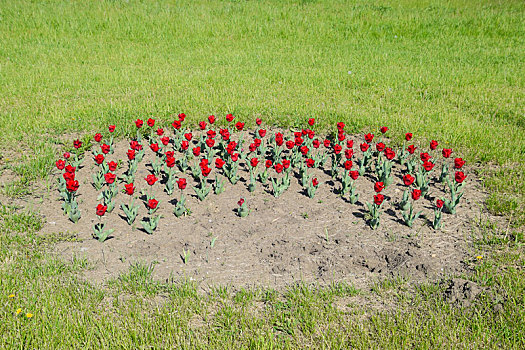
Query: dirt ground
xmin=6 ymin=131 xmax=496 ymax=291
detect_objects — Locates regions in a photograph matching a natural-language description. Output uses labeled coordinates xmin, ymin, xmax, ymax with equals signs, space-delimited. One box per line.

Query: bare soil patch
xmin=12 ymin=132 xmax=496 ymax=290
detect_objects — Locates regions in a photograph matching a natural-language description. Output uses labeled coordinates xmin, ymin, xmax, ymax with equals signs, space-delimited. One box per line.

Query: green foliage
xmin=0 ymin=0 xmax=523 ymax=347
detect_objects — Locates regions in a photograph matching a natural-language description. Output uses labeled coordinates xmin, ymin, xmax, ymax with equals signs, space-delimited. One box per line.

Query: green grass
xmin=0 ymin=206 xmax=524 ymax=348
xmin=0 ymin=0 xmax=524 ymax=347
xmin=0 ymin=0 xmax=523 ymax=220
xmin=0 ymin=0 xmax=523 ymax=162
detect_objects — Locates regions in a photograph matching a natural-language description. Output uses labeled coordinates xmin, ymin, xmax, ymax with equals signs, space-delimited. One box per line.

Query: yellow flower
xmin=8 ymin=294 xmax=15 ymax=298
xmin=476 ymin=255 xmax=482 ymax=260
xmin=26 ymin=313 xmax=33 ymax=318
xmin=16 ymin=308 xmax=22 ymax=315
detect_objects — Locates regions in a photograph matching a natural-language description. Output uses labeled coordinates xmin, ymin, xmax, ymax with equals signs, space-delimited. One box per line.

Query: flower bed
xmin=56 ymin=114 xmax=468 ymax=238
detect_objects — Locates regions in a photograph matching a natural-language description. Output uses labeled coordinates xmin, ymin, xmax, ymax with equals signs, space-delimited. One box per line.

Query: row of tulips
xmin=56 ymin=114 xmax=467 ymax=240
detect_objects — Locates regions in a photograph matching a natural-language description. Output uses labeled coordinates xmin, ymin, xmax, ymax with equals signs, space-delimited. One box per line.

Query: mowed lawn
xmin=0 ymin=0 xmax=524 ymax=348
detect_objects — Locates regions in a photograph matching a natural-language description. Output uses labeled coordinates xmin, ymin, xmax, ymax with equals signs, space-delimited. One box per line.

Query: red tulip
xmin=181 ymin=140 xmax=189 ymax=151
xmin=360 ymin=143 xmax=369 ymax=152
xmin=380 ymin=126 xmax=388 ymax=134
xmin=63 ymin=172 xmax=75 ymax=182
xmin=250 ymin=158 xmax=259 ymax=168
xmin=73 ymin=139 xmax=82 ymax=149
xmin=66 ymin=180 xmax=79 ymax=193
xmin=238 ymin=198 xmax=245 ymax=206
xmin=349 ymin=170 xmax=359 ymax=180
xmin=312 ymin=178 xmax=319 ymax=187
xmin=407 ymin=145 xmax=416 ymax=154
xmin=166 ymin=156 xmax=176 ymax=168
xmin=108 ymin=125 xmax=116 ymax=133
xmin=156 ymin=128 xmax=164 ymax=136
xmin=204 ymin=131 xmax=215 ymax=140
xmin=108 ymin=161 xmax=117 ymax=172
xmin=420 ymin=152 xmax=431 ymax=162
xmin=412 ymin=189 xmax=421 ymax=200
xmin=430 ymin=140 xmax=438 ymax=150
xmin=199 ymin=159 xmax=209 ymax=168
xmin=283 ymin=159 xmax=291 ymax=169
xmin=94 ymin=133 xmax=102 ymax=142
xmin=150 ymin=143 xmax=159 ymax=153
xmin=265 ymin=159 xmax=273 ymax=168
xmin=312 ymin=139 xmax=320 ymax=148
xmin=436 ymin=199 xmax=444 ymax=208
xmin=199 ymin=121 xmax=206 ymax=130
xmin=104 ymin=173 xmax=116 ymax=184
xmin=161 ymin=136 xmax=170 ymax=146
xmin=215 ymin=158 xmax=225 ymax=169
xmin=96 ymin=204 xmax=107 ymax=216
xmin=193 ymin=147 xmax=201 ymax=157
xmin=258 ymin=129 xmax=266 ymax=138
xmin=442 ymin=148 xmax=452 ymax=158
xmin=374 ymin=194 xmax=384 ymax=206
xmin=56 ymin=159 xmax=65 ymax=170
xmin=345 ymin=149 xmax=354 ymax=159
xmin=147 ymin=118 xmax=155 ymax=127
xmin=308 ymin=118 xmax=315 ymax=126
xmin=208 ymin=115 xmax=216 ymax=124
xmin=124 ymin=183 xmax=135 ymax=196
xmin=274 ymin=163 xmax=283 ymax=173
xmin=336 ymin=122 xmax=345 ymax=131
xmin=333 ymin=144 xmax=342 ymax=154
xmin=384 ymin=148 xmax=395 ymax=160
xmin=306 ymin=158 xmax=315 ymax=168
xmin=405 ymin=133 xmax=413 ymax=141
xmin=206 ymin=138 xmax=215 ymax=148
xmin=422 ymin=161 xmax=435 ymax=172
xmin=147 ymin=199 xmax=158 ymax=209
xmin=226 ymin=113 xmax=235 ymax=122
xmin=130 ymin=140 xmax=142 ymax=151
xmin=324 ymin=139 xmax=331 ymax=148
xmin=300 ymin=146 xmax=309 ymax=156
xmin=255 ymin=118 xmax=262 ymax=125
xmin=135 ymin=119 xmax=143 ymax=128
xmin=230 ymin=153 xmax=239 ymax=162
xmin=364 ymin=133 xmax=374 ymax=143
xmin=145 ymin=174 xmax=158 ymax=186
xmin=172 ymin=120 xmax=181 ymax=130
xmin=177 ymin=178 xmax=187 ymax=190
xmin=201 ymin=166 xmax=211 ymax=177
xmin=376 ymin=142 xmax=386 ymax=152
xmin=178 ymin=113 xmax=186 ymax=121
xmin=127 ymin=149 xmax=135 ymax=160
xmin=455 ymin=171 xmax=466 ymax=183
xmin=454 ymin=158 xmax=465 ymax=169
xmin=374 ymin=181 xmax=384 ymax=193
xmin=403 ymin=174 xmax=415 ymax=186
xmin=344 ymin=160 xmax=352 ymax=170
xmin=235 ymin=122 xmax=244 ymax=131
